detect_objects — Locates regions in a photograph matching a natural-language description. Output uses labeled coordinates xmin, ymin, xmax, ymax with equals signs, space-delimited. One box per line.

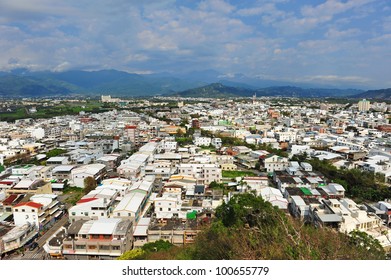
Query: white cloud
xmin=52 ymin=62 xmax=71 ymax=72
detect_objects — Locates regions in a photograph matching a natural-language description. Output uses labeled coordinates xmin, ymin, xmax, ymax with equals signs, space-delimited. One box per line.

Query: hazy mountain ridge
xmin=0 ymin=68 xmax=386 ymax=98
xmin=352 ymin=88 xmax=391 ymax=100
xmin=169 ymin=83 xmax=364 ymax=98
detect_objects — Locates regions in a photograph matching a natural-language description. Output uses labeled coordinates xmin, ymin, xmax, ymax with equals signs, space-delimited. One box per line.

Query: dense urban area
xmin=1 ymin=95 xmax=391 ymax=260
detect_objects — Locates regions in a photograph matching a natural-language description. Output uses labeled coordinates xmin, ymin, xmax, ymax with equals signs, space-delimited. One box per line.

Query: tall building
xmin=124 ymin=125 xmax=139 ymax=146
xmin=358 ymin=99 xmax=370 ymax=112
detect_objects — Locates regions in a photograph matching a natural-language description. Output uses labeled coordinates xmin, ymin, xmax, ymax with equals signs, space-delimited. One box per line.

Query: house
xmin=46 ymin=156 xmax=70 ymax=165
xmin=260 ymin=187 xmax=288 ymax=210
xmin=62 ymin=218 xmax=133 ymax=258
xmin=154 ymin=194 xmax=185 ymax=219
xmin=71 ymin=164 xmax=107 ymax=188
xmin=133 ymin=217 xmax=151 ymax=248
xmin=68 ymin=188 xmax=118 ymax=222
xmin=112 ymin=192 xmax=147 ymax=222
xmin=51 ymin=165 xmax=77 ymax=181
xmin=178 ymin=163 xmax=222 ymax=185
xmin=260 ymin=154 xmax=289 ymax=173
xmin=96 ymin=154 xmax=122 ymax=171
xmin=289 ymin=195 xmax=310 ymax=219
xmin=147 ymin=218 xmax=202 ymax=245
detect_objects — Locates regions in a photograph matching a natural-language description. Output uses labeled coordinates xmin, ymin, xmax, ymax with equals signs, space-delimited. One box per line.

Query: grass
xmin=222 ymin=170 xmax=257 ymax=178
xmin=63 ymin=187 xmax=85 ymax=205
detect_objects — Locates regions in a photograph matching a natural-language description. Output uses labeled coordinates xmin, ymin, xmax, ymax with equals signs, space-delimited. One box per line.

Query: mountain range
xmin=0 ymin=68 xmax=389 ymax=99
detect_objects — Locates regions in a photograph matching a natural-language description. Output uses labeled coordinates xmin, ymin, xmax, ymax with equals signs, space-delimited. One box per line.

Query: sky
xmin=0 ymin=0 xmax=390 ymax=88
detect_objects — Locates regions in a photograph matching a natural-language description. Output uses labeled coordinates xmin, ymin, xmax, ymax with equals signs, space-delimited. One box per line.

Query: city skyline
xmin=0 ymin=0 xmax=390 ymax=89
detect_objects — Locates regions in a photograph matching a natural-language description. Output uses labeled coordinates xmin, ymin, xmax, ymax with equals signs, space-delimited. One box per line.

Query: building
xmin=71 ymin=164 xmax=107 ymax=188
xmin=178 ymin=163 xmax=222 ymax=185
xmin=62 ymin=218 xmax=133 ymax=259
xmin=358 ymin=99 xmax=370 ymax=112
xmin=112 ymin=192 xmax=147 ymax=222
xmin=124 ymin=125 xmax=140 ymax=146
xmin=68 ymin=188 xmax=118 ymax=222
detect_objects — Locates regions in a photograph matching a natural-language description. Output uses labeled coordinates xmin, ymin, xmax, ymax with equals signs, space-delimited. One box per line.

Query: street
xmin=4 ymin=215 xmax=69 ymax=260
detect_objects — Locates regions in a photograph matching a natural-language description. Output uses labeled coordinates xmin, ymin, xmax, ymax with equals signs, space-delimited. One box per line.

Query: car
xmin=29 ymin=242 xmax=38 ymax=251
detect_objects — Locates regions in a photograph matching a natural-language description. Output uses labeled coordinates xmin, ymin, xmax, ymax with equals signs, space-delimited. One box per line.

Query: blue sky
xmin=0 ymin=0 xmax=390 ymax=88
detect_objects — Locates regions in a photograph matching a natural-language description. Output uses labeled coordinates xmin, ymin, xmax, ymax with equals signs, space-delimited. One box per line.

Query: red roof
xmin=77 ymin=197 xmax=98 ymax=204
xmin=125 ymin=125 xmax=137 ymax=129
xmin=2 ymin=194 xmax=18 ymax=205
xmin=15 ymin=201 xmax=43 ymax=209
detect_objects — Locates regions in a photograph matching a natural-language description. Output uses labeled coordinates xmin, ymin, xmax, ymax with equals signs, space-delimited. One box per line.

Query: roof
xmin=47 ymin=156 xmax=68 ymax=162
xmin=300 ymin=187 xmax=313 ymax=196
xmin=14 ymin=201 xmax=43 ymax=209
xmin=77 ymin=197 xmax=98 ymax=204
xmin=133 ymin=217 xmax=151 ymax=236
xmin=317 ymin=214 xmax=343 ymax=223
xmin=52 ymin=165 xmax=76 ymax=173
xmin=88 ymin=218 xmax=120 ymax=235
xmin=114 ymin=192 xmax=146 ymax=213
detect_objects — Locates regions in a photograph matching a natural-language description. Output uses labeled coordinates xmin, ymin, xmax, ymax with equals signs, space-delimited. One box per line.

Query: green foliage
xmin=222 ymin=170 xmax=257 ymax=178
xmin=349 ymin=230 xmax=385 ymax=259
xmin=63 ymin=186 xmax=84 ymax=205
xmin=175 ymin=137 xmax=193 ymax=146
xmin=46 ymin=148 xmax=67 ymax=158
xmin=0 ymin=165 xmax=4 ymax=172
xmin=83 ymin=176 xmax=97 ymax=194
xmin=140 ymin=193 xmax=386 ymax=260
xmin=308 ymin=158 xmax=391 ymax=202
xmin=117 ymin=249 xmax=145 ymax=260
xmin=142 ymin=240 xmax=173 ymax=253
xmin=117 ymin=240 xmax=174 ymax=260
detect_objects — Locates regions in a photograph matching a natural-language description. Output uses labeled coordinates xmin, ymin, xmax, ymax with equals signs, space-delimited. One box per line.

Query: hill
xmin=0 ymin=69 xmax=203 ymax=98
xmin=169 ymin=83 xmax=363 ymax=98
xmin=118 ymin=193 xmax=385 ymax=260
xmin=353 ymin=88 xmax=391 ymax=100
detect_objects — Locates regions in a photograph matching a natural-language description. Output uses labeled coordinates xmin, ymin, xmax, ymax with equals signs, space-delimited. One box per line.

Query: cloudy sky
xmin=0 ymin=0 xmax=390 ymax=88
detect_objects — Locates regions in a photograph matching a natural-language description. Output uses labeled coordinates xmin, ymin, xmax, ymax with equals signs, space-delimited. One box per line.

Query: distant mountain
xmin=168 ymin=83 xmax=255 ymax=98
xmin=352 ymin=88 xmax=391 ymax=100
xmin=0 ymin=69 xmax=203 ymax=97
xmin=169 ymin=83 xmax=364 ymax=98
xmin=0 ymin=75 xmax=74 ymax=97
xmin=0 ymin=68 xmax=367 ymax=98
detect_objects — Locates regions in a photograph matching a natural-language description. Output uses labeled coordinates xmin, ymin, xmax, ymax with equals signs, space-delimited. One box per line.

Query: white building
xmin=194 ymin=137 xmax=212 ymax=147
xmin=71 ymin=164 xmax=107 ymax=188
xmin=154 ymin=193 xmax=185 ymax=219
xmin=178 ymin=163 xmax=222 ymax=185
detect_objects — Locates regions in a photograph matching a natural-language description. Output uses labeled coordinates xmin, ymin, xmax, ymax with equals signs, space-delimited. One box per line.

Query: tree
xmin=83 ymin=176 xmax=97 ymax=194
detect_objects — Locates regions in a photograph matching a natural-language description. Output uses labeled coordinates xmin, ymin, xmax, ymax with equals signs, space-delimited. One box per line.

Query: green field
xmin=0 ymin=101 xmax=115 ymax=122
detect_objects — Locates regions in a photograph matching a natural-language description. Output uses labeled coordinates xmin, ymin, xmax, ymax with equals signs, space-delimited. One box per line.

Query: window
xmin=32 ymin=209 xmax=35 ymax=212
xmin=160 ymin=208 xmax=163 ymax=211
xmin=168 ymin=208 xmax=171 ymax=211
xmin=22 ymin=209 xmax=25 ymax=212
xmin=14 ymin=209 xmax=18 ymax=212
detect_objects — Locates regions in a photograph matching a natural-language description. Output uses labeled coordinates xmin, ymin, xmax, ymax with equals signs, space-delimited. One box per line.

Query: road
xmin=7 ymin=215 xmax=69 ymax=260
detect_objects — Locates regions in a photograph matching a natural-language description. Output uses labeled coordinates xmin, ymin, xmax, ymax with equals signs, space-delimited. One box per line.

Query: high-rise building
xmin=358 ymin=99 xmax=370 ymax=112
xmin=124 ymin=125 xmax=139 ymax=146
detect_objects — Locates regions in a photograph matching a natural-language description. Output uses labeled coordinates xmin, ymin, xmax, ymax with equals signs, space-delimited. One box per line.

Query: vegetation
xmin=63 ymin=186 xmax=84 ymax=205
xmin=46 ymin=148 xmax=67 ymax=158
xmin=222 ymin=170 xmax=257 ymax=178
xmin=0 ymin=165 xmax=4 ymax=172
xmin=83 ymin=176 xmax=97 ymax=194
xmin=131 ymin=193 xmax=385 ymax=260
xmin=308 ymin=158 xmax=391 ymax=202
xmin=118 ymin=240 xmax=176 ymax=260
